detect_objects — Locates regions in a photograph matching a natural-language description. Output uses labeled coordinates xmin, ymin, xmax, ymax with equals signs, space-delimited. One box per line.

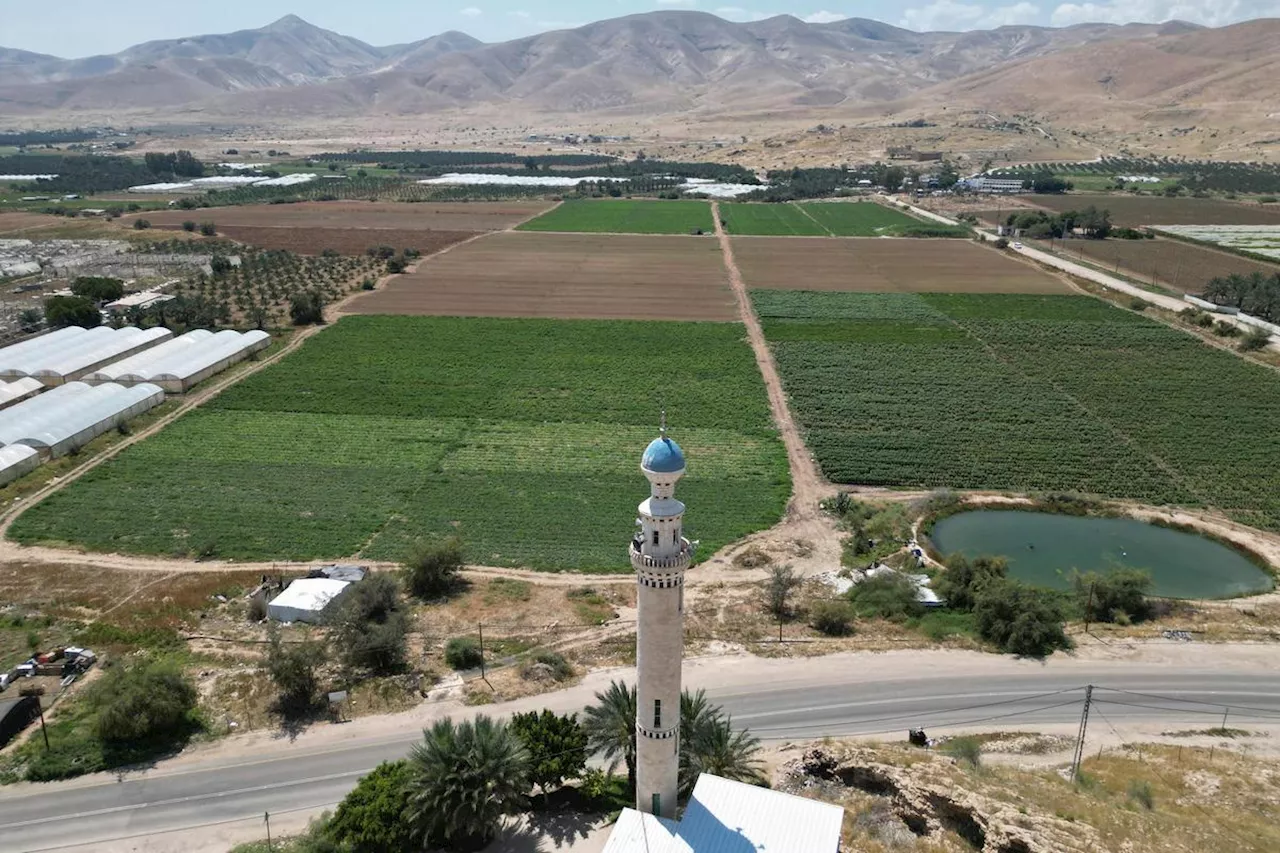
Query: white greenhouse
xmin=0 ymin=378 xmax=44 ymax=410
xmin=0 ymin=381 xmax=164 ymax=458
xmin=0 ymin=445 xmax=40 ymax=486
xmin=267 ymin=578 xmax=353 ymax=624
xmin=0 ymin=326 xmax=173 ymax=385
xmin=87 ymin=329 xmax=270 ymax=392
xmin=0 ymin=327 xmax=93 ymax=373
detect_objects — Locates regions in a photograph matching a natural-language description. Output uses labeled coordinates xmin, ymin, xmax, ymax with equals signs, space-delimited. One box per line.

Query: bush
xmin=266 ymin=627 xmax=326 ymax=717
xmin=133 ymin=218 xmax=151 ymax=230
xmin=973 ymin=580 xmax=1070 ymax=657
xmin=445 ymin=637 xmax=484 ymax=670
xmin=289 ymin=291 xmax=325 ymax=326
xmin=327 ymin=759 xmax=415 ymax=853
xmin=1128 ymin=297 xmax=1150 ymax=311
xmin=181 ymin=220 xmax=196 ymax=232
xmin=405 ymin=536 xmax=464 ymax=599
xmin=1213 ymin=320 xmax=1240 ymax=337
xmin=935 ymin=555 xmax=1008 ymax=612
xmin=847 ymin=572 xmax=924 ymax=621
xmin=199 ymin=222 xmax=217 ymax=236
xmin=993 ymin=237 xmax=1009 ymax=249
xmin=329 ymin=574 xmax=408 ymax=675
xmin=1073 ymin=568 xmax=1152 ymax=624
xmin=1128 ymin=779 xmax=1155 ymax=810
xmin=765 ymin=564 xmax=800 ymax=618
xmin=519 ymin=650 xmax=574 ymax=682
xmin=94 ymin=658 xmax=198 ymax=746
xmin=386 ymin=258 xmax=405 ymax=274
xmin=510 ymin=710 xmax=588 ymax=797
xmin=1239 ymin=326 xmax=1271 ymax=351
xmin=942 ymin=736 xmax=982 ymax=768
xmin=810 ymin=599 xmax=856 ymax=636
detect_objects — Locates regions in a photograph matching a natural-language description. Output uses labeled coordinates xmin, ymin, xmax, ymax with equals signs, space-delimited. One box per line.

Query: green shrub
xmin=328 ymin=760 xmax=414 ymax=853
xmin=847 ymin=572 xmax=924 ymax=621
xmin=1072 ymin=567 xmax=1152 ymax=624
xmin=973 ymin=579 xmax=1070 ymax=657
xmin=809 ymin=599 xmax=856 ymax=636
xmin=133 ymin=218 xmax=151 ymax=230
xmin=942 ymin=736 xmax=982 ymax=768
xmin=936 ymin=555 xmax=1007 ymax=612
xmin=199 ymin=222 xmax=217 ymax=236
xmin=405 ymin=536 xmax=464 ymax=600
xmin=1128 ymin=779 xmax=1155 ymax=810
xmin=181 ymin=220 xmax=196 ymax=232
xmin=445 ymin=637 xmax=483 ymax=670
xmin=1239 ymin=327 xmax=1271 ymax=352
xmin=520 ymin=650 xmax=573 ymax=681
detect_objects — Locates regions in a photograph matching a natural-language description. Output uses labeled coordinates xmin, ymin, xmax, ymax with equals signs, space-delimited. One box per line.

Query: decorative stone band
xmin=636 ymin=570 xmax=684 ymax=589
xmin=636 ymin=721 xmax=679 ymax=741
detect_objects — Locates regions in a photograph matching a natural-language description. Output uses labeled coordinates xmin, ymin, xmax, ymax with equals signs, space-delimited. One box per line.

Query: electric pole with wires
xmin=1071 ymin=684 xmax=1094 ymax=780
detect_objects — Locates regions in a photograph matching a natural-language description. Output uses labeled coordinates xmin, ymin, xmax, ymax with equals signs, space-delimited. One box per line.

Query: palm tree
xmin=583 ymin=680 xmax=637 ymax=793
xmin=681 ymin=714 xmax=766 ymax=795
xmin=404 ymin=715 xmax=529 ymax=851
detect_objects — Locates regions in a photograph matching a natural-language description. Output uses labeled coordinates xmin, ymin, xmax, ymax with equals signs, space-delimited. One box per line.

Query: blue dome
xmin=642 ymin=436 xmax=686 ymax=473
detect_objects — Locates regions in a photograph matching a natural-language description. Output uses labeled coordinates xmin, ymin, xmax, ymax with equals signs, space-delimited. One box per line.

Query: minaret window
xmin=653 ymin=699 xmax=662 ymax=728
xmin=672 ymin=529 xmax=679 ymax=545
xmin=652 ymin=530 xmax=659 ymax=546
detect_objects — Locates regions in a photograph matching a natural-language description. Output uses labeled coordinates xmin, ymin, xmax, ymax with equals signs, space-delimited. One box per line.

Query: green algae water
xmin=929 ymin=511 xmax=1273 ymax=599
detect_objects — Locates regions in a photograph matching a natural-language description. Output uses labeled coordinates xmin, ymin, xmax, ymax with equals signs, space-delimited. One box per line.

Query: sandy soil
xmin=731 ymin=236 xmax=1070 ymax=293
xmin=125 ymin=200 xmax=555 ymax=232
xmin=345 ymin=231 xmax=738 ymax=320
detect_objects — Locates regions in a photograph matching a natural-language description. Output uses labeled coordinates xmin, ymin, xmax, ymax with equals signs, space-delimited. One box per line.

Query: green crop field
xmin=719 ymin=203 xmax=828 ymax=236
xmin=12 ymin=317 xmax=788 ymax=570
xmin=517 ymin=199 xmax=714 ymax=234
xmin=720 ymin=202 xmax=925 ymax=236
xmin=756 ymin=290 xmax=1280 ymax=530
xmin=797 ymin=202 xmax=922 ymax=236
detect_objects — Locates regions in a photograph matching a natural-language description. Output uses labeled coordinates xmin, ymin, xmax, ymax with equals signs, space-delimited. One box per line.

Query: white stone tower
xmin=630 ymin=418 xmax=693 ymax=819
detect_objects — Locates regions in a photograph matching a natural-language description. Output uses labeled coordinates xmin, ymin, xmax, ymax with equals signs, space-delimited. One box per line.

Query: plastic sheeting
xmin=0 ymin=445 xmax=39 ymax=487
xmin=0 ymin=378 xmax=43 ymax=410
xmin=87 ymin=329 xmax=270 ymax=392
xmin=267 ymin=579 xmax=352 ymax=624
xmin=0 ymin=326 xmax=173 ymax=385
xmin=0 ymin=381 xmax=164 ymax=458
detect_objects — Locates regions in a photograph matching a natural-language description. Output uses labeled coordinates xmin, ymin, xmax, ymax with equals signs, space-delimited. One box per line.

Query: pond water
xmin=929 ymin=511 xmax=1273 ymax=599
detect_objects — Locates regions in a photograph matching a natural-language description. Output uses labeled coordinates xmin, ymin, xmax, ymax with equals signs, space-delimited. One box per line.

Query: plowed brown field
xmin=207 ymin=225 xmax=477 ymax=257
xmin=346 ymin=232 xmax=737 ymax=320
xmin=1039 ymin=236 xmax=1278 ymax=294
xmin=732 ymin=237 xmax=1069 ymax=293
xmin=127 ymin=200 xmax=552 ymax=231
xmin=1020 ymin=195 xmax=1280 ymax=226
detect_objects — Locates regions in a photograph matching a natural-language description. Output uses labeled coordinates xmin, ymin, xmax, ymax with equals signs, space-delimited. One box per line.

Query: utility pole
xmin=264 ymin=812 xmax=272 ymax=852
xmin=38 ymin=703 xmax=49 ymax=750
xmin=1071 ymin=685 xmax=1094 ymax=780
xmin=1221 ymin=707 xmax=1229 ymax=731
xmin=478 ymin=622 xmax=488 ymax=686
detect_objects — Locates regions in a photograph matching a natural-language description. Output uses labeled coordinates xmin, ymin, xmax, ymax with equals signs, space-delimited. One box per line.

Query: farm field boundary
xmin=755 ymin=290 xmax=1280 ymax=532
xmin=344 ymin=231 xmax=737 ymax=320
xmin=733 ymin=238 xmax=1069 ymax=293
xmin=1034 ymin=236 xmax=1278 ymax=295
xmin=516 ymin=199 xmax=714 ymax=234
xmin=718 ymin=201 xmax=924 ymax=237
xmin=9 ymin=316 xmax=789 ymax=570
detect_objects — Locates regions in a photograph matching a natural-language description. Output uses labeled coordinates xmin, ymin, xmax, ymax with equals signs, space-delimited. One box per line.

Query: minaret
xmin=630 ymin=415 xmax=693 ymax=819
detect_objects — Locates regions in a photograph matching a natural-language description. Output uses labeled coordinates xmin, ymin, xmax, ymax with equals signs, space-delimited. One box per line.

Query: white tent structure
xmin=0 ymin=326 xmax=173 ymax=385
xmin=87 ymin=329 xmax=271 ymax=392
xmin=0 ymin=445 xmax=39 ymax=486
xmin=0 ymin=381 xmax=164 ymax=458
xmin=267 ymin=578 xmax=352 ymax=624
xmin=0 ymin=378 xmax=43 ymax=410
xmin=603 ymin=774 xmax=844 ymax=853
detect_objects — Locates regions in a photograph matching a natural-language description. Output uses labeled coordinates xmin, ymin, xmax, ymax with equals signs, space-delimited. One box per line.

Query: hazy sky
xmin=4 ymin=0 xmax=1275 ymax=58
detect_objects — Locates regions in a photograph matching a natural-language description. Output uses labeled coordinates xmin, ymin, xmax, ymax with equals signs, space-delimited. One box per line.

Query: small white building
xmin=603 ymin=773 xmax=844 ymax=853
xmin=266 ymin=578 xmax=352 ymax=623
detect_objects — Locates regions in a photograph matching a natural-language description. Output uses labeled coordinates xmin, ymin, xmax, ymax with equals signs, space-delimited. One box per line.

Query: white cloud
xmin=508 ymin=10 xmax=532 ymax=19
xmin=803 ymin=11 xmax=848 ymax=23
xmin=1050 ymin=0 xmax=1276 ymax=27
xmin=900 ymin=1 xmax=1040 ymax=31
xmin=458 ymin=6 xmax=482 ymax=17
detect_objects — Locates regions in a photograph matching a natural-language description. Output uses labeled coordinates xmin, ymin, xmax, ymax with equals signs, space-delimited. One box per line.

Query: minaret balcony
xmin=629 ymin=538 xmax=693 ymax=574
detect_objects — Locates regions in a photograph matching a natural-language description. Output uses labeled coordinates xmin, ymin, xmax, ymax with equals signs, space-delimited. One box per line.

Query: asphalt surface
xmin=4 ymin=662 xmax=1280 ymax=852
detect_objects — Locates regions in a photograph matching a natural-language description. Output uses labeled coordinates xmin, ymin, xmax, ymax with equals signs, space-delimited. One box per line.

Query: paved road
xmin=4 ymin=657 xmax=1280 ymax=852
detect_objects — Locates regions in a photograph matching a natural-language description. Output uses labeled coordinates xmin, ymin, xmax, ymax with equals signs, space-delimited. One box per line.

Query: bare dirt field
xmin=732 ymin=237 xmax=1070 ymax=293
xmin=1042 ymin=235 xmax=1278 ymax=294
xmin=208 ymin=225 xmax=477 ymax=256
xmin=345 ymin=231 xmax=738 ymax=320
xmin=126 ymin=200 xmax=554 ymax=232
xmin=1020 ymin=194 xmax=1280 ymax=226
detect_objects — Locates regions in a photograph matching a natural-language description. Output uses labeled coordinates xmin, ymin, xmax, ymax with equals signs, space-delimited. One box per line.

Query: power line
xmin=1093 ymin=697 xmax=1280 ymax=722
xmin=1093 ymin=686 xmax=1280 ymax=718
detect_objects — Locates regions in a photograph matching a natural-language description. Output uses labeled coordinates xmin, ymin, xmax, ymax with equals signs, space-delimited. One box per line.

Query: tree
xmin=386 ymin=258 xmax=405 ymax=274
xmin=182 ymin=221 xmax=197 ymax=232
xmin=329 ymin=573 xmax=408 ymax=675
xmin=444 ymin=637 xmax=483 ymax=670
xmin=582 ymin=680 xmax=637 ymax=794
xmin=289 ymin=290 xmax=324 ymax=325
xmin=936 ymin=554 xmax=1008 ymax=612
xmin=809 ymin=599 xmax=855 ymax=636
xmin=71 ymin=276 xmax=124 ymax=302
xmin=680 ymin=714 xmax=765 ymax=795
xmin=404 ymin=536 xmax=464 ymax=599
xmin=94 ymin=658 xmax=198 ymax=746
xmin=510 ymin=710 xmax=588 ymax=798
xmin=209 ymin=254 xmax=232 ymax=276
xmin=765 ymin=564 xmax=800 ymax=619
xmin=43 ymin=295 xmax=101 ymax=328
xmin=1072 ymin=568 xmax=1152 ymax=624
xmin=405 ymin=715 xmax=530 ymax=850
xmin=133 ymin=218 xmax=151 ymax=230
xmin=847 ymin=572 xmax=924 ymax=621
xmin=199 ymin=222 xmax=217 ymax=237
xmin=973 ymin=579 xmax=1070 ymax=657
xmin=327 ymin=759 xmax=415 ymax=853
xmin=266 ymin=626 xmax=325 ymax=716
xmin=17 ymin=308 xmax=43 ymax=333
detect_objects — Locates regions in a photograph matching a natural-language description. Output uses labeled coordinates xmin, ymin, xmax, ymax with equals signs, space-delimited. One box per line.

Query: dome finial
xmin=660 ymin=407 xmax=667 ymax=438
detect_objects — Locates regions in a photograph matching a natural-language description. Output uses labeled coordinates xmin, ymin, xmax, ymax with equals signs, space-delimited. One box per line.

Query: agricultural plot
xmin=796 ymin=202 xmax=922 ymax=236
xmin=1023 ymin=195 xmax=1280 ymax=227
xmin=132 ymin=201 xmax=552 ymax=232
xmin=1039 ymin=236 xmax=1278 ymax=293
xmin=1152 ymin=225 xmax=1280 ymax=262
xmin=346 ymin=232 xmax=736 ymax=320
xmin=733 ymin=238 xmax=1068 ymax=293
xmin=215 ymin=226 xmax=475 ymax=257
xmin=757 ymin=291 xmax=1280 ymax=531
xmin=12 ymin=316 xmax=788 ymax=569
xmin=517 ymin=199 xmax=714 ymax=234
xmin=718 ymin=203 xmax=827 ymax=236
